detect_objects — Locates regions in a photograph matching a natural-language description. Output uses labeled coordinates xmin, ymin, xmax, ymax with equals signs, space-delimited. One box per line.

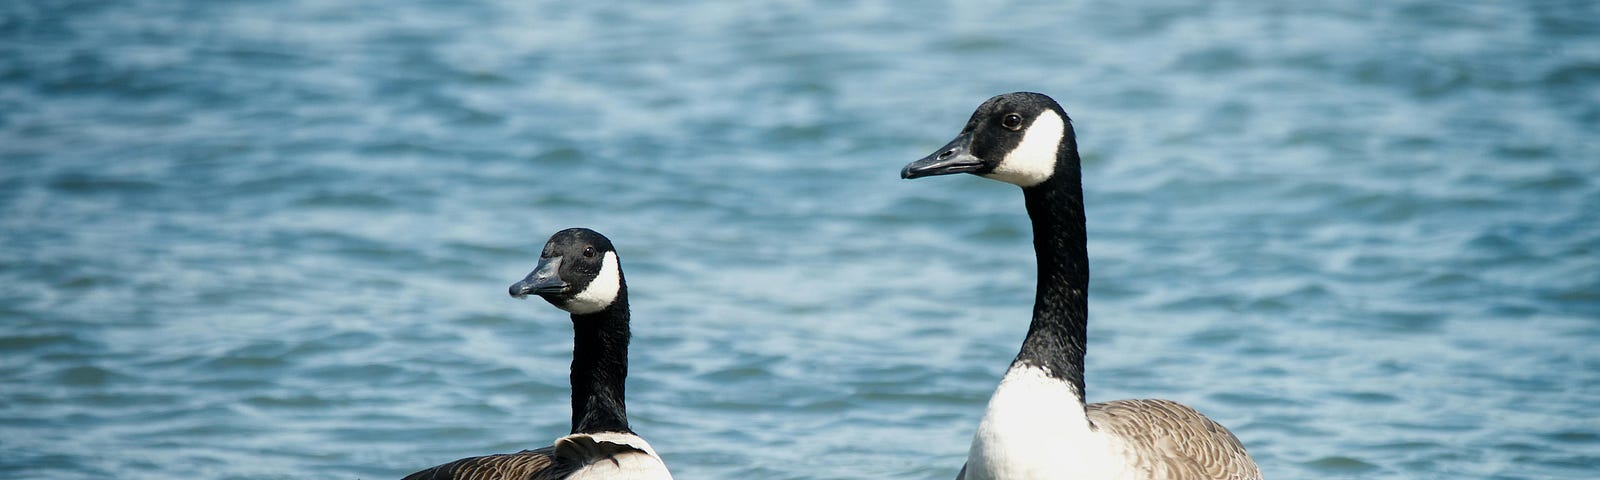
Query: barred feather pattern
xmin=402 ymin=433 xmax=671 ymax=480
xmin=402 ymin=447 xmax=569 ymax=480
xmin=1088 ymin=399 xmax=1263 ymax=480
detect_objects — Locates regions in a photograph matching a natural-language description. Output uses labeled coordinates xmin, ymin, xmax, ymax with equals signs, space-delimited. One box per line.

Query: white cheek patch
xmin=563 ymin=252 xmax=621 ymax=315
xmin=983 ymin=110 xmax=1064 ymax=187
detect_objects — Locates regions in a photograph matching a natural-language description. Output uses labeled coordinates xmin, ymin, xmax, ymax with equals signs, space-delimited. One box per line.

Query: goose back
xmin=1089 ymin=399 xmax=1262 ymax=480
xmin=401 ymin=433 xmax=670 ymax=480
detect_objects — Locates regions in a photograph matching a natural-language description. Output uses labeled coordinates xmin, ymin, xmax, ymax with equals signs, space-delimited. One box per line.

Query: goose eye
xmin=1002 ymin=113 xmax=1023 ymax=131
xmin=582 ymin=246 xmax=596 ymax=258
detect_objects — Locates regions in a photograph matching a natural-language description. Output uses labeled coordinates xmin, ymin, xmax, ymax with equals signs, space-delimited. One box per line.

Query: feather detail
xmin=1090 ymin=399 xmax=1262 ymax=480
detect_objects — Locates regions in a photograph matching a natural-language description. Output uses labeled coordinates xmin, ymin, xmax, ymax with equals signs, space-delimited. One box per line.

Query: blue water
xmin=3 ymin=1 xmax=1598 ymax=479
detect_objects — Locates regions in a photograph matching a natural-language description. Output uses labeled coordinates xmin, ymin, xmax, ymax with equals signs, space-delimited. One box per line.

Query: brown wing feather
xmin=1088 ymin=399 xmax=1262 ymax=480
xmin=402 ymin=433 xmax=668 ymax=480
xmin=402 ymin=446 xmax=579 ymax=480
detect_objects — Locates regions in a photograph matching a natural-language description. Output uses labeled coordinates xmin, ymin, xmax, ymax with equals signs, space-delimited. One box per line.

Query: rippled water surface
xmin=3 ymin=1 xmax=1598 ymax=479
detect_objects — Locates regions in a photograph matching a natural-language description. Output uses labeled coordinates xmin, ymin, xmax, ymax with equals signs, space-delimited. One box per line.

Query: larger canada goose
xmin=902 ymin=92 xmax=1262 ymax=480
xmin=403 ymin=228 xmax=672 ymax=480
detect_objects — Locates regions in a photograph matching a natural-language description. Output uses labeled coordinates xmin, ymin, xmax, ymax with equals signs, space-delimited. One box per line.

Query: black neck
xmin=1013 ymin=163 xmax=1090 ymax=400
xmin=567 ymin=286 xmax=631 ymax=434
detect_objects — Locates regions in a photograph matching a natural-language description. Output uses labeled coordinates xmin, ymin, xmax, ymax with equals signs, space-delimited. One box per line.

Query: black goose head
xmin=509 ymin=228 xmax=624 ymax=315
xmin=901 ymin=92 xmax=1077 ymax=188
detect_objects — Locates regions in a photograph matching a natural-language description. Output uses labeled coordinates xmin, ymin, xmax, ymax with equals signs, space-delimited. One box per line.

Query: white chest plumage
xmin=562 ymin=432 xmax=674 ymax=480
xmin=964 ymin=365 xmax=1130 ymax=480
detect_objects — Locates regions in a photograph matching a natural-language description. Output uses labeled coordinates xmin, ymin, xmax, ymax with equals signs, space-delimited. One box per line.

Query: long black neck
xmin=567 ymin=285 xmax=631 ymax=434
xmin=1012 ymin=160 xmax=1089 ymax=401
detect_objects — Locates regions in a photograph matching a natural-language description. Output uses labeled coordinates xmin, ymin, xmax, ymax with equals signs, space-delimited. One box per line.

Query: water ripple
xmin=3 ymin=1 xmax=1599 ymax=479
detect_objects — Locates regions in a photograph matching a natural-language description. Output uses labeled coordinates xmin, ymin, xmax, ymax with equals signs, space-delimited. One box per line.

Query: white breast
xmin=563 ymin=432 xmax=674 ymax=480
xmin=963 ymin=365 xmax=1130 ymax=480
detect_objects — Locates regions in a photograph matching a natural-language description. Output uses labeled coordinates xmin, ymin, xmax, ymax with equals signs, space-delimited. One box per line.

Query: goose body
xmin=403 ymin=228 xmax=672 ymax=480
xmin=403 ymin=432 xmax=669 ymax=480
xmin=904 ymin=92 xmax=1261 ymax=480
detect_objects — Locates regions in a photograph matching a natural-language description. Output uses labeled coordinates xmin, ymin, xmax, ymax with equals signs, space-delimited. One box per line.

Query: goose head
xmin=509 ymin=228 xmax=624 ymax=315
xmin=901 ymin=92 xmax=1077 ymax=188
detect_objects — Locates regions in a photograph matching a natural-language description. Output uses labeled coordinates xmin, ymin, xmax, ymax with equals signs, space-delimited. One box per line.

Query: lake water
xmin=2 ymin=1 xmax=1597 ymax=479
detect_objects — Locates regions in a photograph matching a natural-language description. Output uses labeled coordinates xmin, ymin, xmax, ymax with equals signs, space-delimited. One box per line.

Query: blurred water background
xmin=3 ymin=1 xmax=1598 ymax=479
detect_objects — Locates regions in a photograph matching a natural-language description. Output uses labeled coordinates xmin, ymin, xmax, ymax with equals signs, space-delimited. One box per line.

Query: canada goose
xmin=902 ymin=92 xmax=1262 ymax=480
xmin=403 ymin=228 xmax=672 ymax=480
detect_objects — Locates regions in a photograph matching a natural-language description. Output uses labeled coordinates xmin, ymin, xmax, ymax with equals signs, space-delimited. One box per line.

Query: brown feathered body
xmin=403 ymin=432 xmax=671 ymax=480
xmin=1088 ymin=399 xmax=1262 ymax=480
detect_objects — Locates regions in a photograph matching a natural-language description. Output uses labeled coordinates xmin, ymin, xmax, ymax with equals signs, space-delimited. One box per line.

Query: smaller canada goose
xmin=403 ymin=228 xmax=672 ymax=480
xmin=902 ymin=92 xmax=1262 ymax=480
